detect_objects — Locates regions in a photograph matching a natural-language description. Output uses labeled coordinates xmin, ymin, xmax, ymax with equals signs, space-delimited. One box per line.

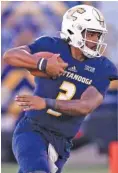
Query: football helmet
xmin=61 ymin=5 xmax=107 ymax=58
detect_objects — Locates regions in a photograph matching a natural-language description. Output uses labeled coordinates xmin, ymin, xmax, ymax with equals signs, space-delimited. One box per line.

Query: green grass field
xmin=1 ymin=163 xmax=108 ymax=173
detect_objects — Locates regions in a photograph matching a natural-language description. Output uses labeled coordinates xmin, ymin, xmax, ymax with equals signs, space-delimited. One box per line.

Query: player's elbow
xmin=79 ymin=102 xmax=93 ymax=116
xmin=3 ymin=47 xmax=23 ymax=66
xmin=80 ymin=107 xmax=92 ymax=116
xmin=3 ymin=48 xmax=15 ymax=64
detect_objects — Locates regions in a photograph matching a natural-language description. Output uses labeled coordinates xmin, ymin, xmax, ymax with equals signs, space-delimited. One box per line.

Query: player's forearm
xmin=3 ymin=47 xmax=38 ymax=69
xmin=46 ymin=99 xmax=92 ymax=116
xmin=55 ymin=100 xmax=91 ymax=116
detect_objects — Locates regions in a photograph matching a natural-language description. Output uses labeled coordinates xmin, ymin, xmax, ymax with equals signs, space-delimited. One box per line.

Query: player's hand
xmin=15 ymin=95 xmax=46 ymax=111
xmin=46 ymin=54 xmax=68 ymax=78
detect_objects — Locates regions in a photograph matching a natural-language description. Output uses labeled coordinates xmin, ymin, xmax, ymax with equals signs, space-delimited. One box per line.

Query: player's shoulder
xmin=88 ymin=56 xmax=116 ymax=71
xmin=28 ymin=35 xmax=67 ymax=54
xmin=35 ymin=35 xmax=66 ymax=46
xmin=35 ymin=35 xmax=55 ymax=42
xmin=98 ymin=56 xmax=118 ymax=80
xmin=99 ymin=56 xmax=116 ymax=71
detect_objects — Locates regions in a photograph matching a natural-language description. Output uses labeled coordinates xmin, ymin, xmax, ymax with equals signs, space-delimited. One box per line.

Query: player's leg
xmin=17 ymin=168 xmax=23 ymax=173
xmin=18 ymin=169 xmax=47 ymax=173
xmin=55 ymin=157 xmax=68 ymax=173
xmin=12 ymin=131 xmax=50 ymax=173
xmin=18 ymin=170 xmax=47 ymax=173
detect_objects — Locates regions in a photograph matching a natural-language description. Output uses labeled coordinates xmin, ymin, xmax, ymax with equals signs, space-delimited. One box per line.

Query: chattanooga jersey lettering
xmin=62 ymin=70 xmax=92 ymax=85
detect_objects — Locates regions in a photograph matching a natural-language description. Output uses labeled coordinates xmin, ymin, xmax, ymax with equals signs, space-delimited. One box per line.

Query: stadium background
xmin=1 ymin=1 xmax=118 ymax=173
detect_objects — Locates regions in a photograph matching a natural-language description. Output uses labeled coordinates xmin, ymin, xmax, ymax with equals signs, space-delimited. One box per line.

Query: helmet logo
xmin=77 ymin=8 xmax=86 ymax=14
xmin=67 ymin=7 xmax=86 ymax=21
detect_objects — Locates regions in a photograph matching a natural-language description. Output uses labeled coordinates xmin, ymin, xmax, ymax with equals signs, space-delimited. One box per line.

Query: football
xmin=28 ymin=52 xmax=63 ymax=78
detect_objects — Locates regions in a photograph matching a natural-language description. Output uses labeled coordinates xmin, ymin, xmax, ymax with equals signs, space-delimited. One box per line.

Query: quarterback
xmin=4 ymin=5 xmax=117 ymax=173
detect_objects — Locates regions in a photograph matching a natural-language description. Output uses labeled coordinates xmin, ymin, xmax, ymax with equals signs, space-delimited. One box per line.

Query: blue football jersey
xmin=26 ymin=36 xmax=118 ymax=138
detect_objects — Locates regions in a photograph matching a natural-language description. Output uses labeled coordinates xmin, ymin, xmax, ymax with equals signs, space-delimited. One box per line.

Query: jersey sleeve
xmin=28 ymin=36 xmax=57 ymax=54
xmin=92 ymin=77 xmax=110 ymax=97
xmin=108 ymin=62 xmax=118 ymax=81
xmin=92 ymin=60 xmax=118 ymax=97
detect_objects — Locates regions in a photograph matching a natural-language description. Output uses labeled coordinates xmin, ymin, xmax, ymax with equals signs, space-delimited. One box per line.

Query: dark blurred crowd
xmin=1 ymin=1 xmax=84 ymax=56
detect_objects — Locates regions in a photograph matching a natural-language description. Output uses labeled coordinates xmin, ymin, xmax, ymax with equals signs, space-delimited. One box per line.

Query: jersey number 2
xmin=47 ymin=81 xmax=76 ymax=116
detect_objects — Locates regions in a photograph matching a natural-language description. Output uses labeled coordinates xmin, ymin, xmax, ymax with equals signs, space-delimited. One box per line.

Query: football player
xmin=4 ymin=5 xmax=117 ymax=173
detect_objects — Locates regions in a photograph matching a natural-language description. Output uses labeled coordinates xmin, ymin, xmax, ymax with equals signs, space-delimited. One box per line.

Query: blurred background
xmin=1 ymin=1 xmax=118 ymax=173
